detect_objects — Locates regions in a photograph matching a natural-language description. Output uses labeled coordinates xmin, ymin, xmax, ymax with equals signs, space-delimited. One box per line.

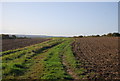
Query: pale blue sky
xmin=1 ymin=2 xmax=118 ymax=36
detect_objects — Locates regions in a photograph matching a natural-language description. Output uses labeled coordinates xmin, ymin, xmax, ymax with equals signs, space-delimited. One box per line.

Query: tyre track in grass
xmin=60 ymin=40 xmax=80 ymax=79
xmin=2 ymin=39 xmax=63 ymax=63
xmin=2 ymin=38 xmax=91 ymax=80
xmin=2 ymin=39 xmax=56 ymax=63
xmin=20 ymin=39 xmax=65 ymax=79
xmin=19 ymin=52 xmax=48 ymax=79
xmin=40 ymin=39 xmax=72 ymax=79
xmin=2 ymin=38 xmax=64 ymax=79
xmin=62 ymin=55 xmax=80 ymax=80
xmin=40 ymin=38 xmax=86 ymax=80
xmin=1 ymin=39 xmax=50 ymax=57
xmin=60 ymin=38 xmax=90 ymax=80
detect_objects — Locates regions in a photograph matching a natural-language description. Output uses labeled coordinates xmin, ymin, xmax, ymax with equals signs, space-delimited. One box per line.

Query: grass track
xmin=2 ymin=38 xmax=64 ymax=79
xmin=2 ymin=38 xmax=89 ymax=80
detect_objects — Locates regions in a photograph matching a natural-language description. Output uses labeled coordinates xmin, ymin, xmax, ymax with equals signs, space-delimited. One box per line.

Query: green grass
xmin=40 ymin=39 xmax=72 ymax=79
xmin=2 ymin=38 xmax=64 ymax=79
xmin=2 ymin=38 xmax=90 ymax=80
xmin=55 ymin=38 xmax=88 ymax=79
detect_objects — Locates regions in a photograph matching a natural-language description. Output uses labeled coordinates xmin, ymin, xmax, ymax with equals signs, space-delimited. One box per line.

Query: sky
xmin=0 ymin=2 xmax=118 ymax=36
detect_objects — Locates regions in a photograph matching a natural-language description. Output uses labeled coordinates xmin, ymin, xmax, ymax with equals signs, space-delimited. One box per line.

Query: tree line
xmin=1 ymin=32 xmax=120 ymax=39
xmin=0 ymin=34 xmax=27 ymax=39
xmin=73 ymin=32 xmax=120 ymax=38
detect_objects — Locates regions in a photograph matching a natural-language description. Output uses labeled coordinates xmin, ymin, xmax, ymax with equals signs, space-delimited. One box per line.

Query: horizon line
xmin=0 ymin=32 xmax=119 ymax=37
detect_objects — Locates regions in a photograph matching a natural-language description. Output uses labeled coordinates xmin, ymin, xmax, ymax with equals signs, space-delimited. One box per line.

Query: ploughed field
xmin=2 ymin=38 xmax=50 ymax=51
xmin=72 ymin=37 xmax=119 ymax=79
xmin=1 ymin=37 xmax=119 ymax=80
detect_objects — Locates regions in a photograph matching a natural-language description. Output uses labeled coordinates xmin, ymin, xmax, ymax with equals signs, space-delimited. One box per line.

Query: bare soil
xmin=2 ymin=38 xmax=50 ymax=51
xmin=72 ymin=37 xmax=119 ymax=79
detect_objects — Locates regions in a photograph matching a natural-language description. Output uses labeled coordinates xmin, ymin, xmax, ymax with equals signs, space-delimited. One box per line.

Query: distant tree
xmin=107 ymin=33 xmax=113 ymax=37
xmin=78 ymin=35 xmax=83 ymax=38
xmin=1 ymin=34 xmax=29 ymax=39
xmin=2 ymin=34 xmax=10 ymax=39
xmin=12 ymin=35 xmax=17 ymax=39
xmin=73 ymin=32 xmax=120 ymax=38
xmin=95 ymin=35 xmax=100 ymax=37
xmin=112 ymin=33 xmax=120 ymax=37
xmin=102 ymin=34 xmax=106 ymax=37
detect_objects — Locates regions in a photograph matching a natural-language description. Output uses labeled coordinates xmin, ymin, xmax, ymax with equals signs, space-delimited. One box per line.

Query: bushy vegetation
xmin=102 ymin=32 xmax=120 ymax=37
xmin=0 ymin=34 xmax=27 ymax=39
xmin=73 ymin=32 xmax=120 ymax=38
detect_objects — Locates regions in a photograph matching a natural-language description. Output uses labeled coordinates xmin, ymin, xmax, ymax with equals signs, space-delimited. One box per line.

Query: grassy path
xmin=2 ymin=38 xmax=64 ymax=79
xmin=59 ymin=39 xmax=87 ymax=80
xmin=2 ymin=38 xmax=89 ymax=80
xmin=39 ymin=38 xmax=88 ymax=79
xmin=40 ymin=39 xmax=72 ymax=79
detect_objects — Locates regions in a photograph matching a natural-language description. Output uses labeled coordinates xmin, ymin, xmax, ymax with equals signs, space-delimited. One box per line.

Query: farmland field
xmin=72 ymin=37 xmax=119 ymax=79
xmin=2 ymin=38 xmax=50 ymax=51
xmin=1 ymin=37 xmax=119 ymax=80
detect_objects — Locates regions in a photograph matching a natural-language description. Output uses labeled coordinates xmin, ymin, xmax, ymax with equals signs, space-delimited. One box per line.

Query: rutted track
xmin=2 ymin=38 xmax=89 ymax=80
xmin=2 ymin=38 xmax=64 ymax=79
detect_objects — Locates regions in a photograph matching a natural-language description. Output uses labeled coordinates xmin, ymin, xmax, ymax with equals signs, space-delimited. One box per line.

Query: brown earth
xmin=72 ymin=37 xmax=119 ymax=80
xmin=2 ymin=38 xmax=50 ymax=51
